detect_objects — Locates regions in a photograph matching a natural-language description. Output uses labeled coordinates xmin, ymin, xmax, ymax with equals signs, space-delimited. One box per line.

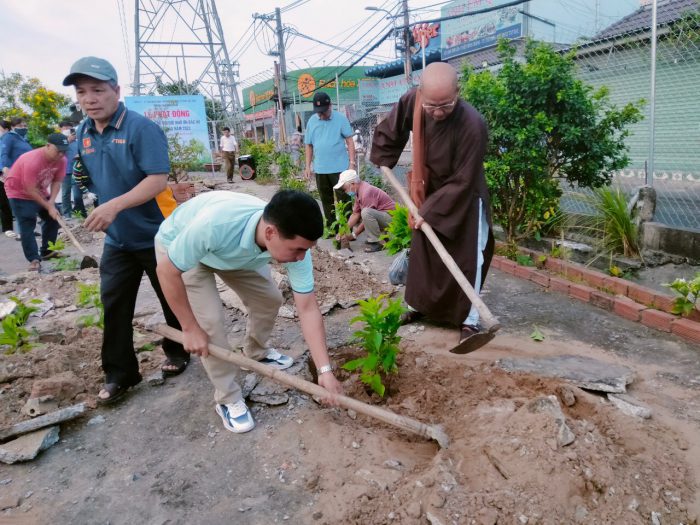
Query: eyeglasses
xmin=421 ymin=100 xmax=457 ymax=111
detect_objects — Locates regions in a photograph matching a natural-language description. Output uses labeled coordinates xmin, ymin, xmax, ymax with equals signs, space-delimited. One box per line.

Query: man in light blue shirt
xmin=304 ymin=91 xmax=356 ymax=231
xmin=155 ymin=190 xmax=342 ymax=434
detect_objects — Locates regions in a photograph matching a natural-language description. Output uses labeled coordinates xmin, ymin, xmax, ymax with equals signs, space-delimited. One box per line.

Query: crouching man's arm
xmin=156 ymin=254 xmax=210 ymax=357
xmin=293 ymin=290 xmax=343 ymax=401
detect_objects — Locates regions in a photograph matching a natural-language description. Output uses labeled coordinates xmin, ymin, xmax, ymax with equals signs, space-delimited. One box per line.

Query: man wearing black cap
xmin=63 ymin=56 xmax=189 ymax=404
xmin=5 ymin=134 xmax=68 ymax=271
xmin=304 ymin=91 xmax=356 ymax=231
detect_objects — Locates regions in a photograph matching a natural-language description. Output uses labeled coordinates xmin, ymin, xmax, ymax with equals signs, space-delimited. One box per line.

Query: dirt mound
xmin=296 ymin=344 xmax=693 ymax=524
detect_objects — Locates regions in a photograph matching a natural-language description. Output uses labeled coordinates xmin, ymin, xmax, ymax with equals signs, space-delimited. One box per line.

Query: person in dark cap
xmin=4 ymin=134 xmax=68 ymax=271
xmin=303 ymin=91 xmax=356 ymax=232
xmin=63 ymin=56 xmax=189 ymax=404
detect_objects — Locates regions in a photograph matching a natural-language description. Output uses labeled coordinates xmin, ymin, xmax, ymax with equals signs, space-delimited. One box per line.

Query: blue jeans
xmin=61 ymin=174 xmax=86 ymax=217
xmin=8 ymin=198 xmax=59 ymax=263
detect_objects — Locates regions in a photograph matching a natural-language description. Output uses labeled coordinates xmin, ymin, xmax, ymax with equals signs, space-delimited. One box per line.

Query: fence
xmin=563 ymin=1 xmax=700 ymax=231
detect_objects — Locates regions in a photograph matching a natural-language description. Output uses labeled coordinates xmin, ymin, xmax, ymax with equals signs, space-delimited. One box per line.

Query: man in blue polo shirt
xmin=155 ymin=190 xmax=342 ymax=433
xmin=304 ymin=92 xmax=356 ymax=232
xmin=63 ymin=56 xmax=190 ymax=404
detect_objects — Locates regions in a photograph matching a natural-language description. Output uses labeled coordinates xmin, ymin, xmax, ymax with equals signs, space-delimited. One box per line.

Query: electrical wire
xmin=116 ymin=0 xmax=133 ymax=85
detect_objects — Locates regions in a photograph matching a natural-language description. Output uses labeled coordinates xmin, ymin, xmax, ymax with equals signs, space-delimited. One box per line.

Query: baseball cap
xmin=63 ymin=57 xmax=118 ymax=86
xmin=46 ymin=133 xmax=70 ymax=152
xmin=312 ymin=92 xmax=331 ymax=113
xmin=333 ymin=169 xmax=360 ymax=190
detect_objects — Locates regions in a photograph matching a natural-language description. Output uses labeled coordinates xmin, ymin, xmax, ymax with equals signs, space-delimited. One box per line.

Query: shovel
xmin=381 ymin=166 xmax=500 ymax=354
xmin=55 ymin=216 xmax=99 ymax=269
xmin=153 ymin=324 xmax=450 ymax=449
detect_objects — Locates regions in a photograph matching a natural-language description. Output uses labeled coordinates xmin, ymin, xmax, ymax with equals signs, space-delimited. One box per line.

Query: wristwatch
xmin=318 ymin=364 xmax=333 ymax=375
xmin=351 ymin=231 xmax=357 ymax=239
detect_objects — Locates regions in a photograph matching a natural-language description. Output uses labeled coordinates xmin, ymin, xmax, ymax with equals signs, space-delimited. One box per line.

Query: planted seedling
xmin=324 ymin=199 xmax=352 ymax=249
xmin=53 ymin=258 xmax=80 ymax=271
xmin=76 ymin=282 xmax=104 ymax=329
xmin=0 ymin=296 xmax=42 ymax=354
xmin=380 ymin=205 xmax=411 ymax=255
xmin=47 ymin=239 xmax=66 ymax=253
xmin=664 ymin=272 xmax=700 ymax=317
xmin=342 ymin=295 xmax=406 ymax=397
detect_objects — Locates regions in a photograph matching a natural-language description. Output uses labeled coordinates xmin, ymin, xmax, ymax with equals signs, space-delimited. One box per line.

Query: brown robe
xmin=370 ymin=88 xmax=494 ymax=327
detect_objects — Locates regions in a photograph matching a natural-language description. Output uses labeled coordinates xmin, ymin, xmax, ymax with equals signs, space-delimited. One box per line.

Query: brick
xmin=549 ymin=276 xmax=570 ymax=294
xmin=490 ymin=256 xmax=504 ymax=270
xmin=578 ymin=267 xmax=607 ymax=289
xmin=499 ymin=259 xmax=517 ymax=275
xmin=652 ymin=293 xmax=677 ymax=314
xmin=544 ymin=258 xmax=565 ymax=273
xmin=603 ymin=276 xmax=629 ymax=296
xmin=514 ymin=265 xmax=536 ymax=279
xmin=640 ymin=309 xmax=676 ymax=332
xmin=613 ymin=296 xmax=647 ymax=322
xmin=671 ymin=318 xmax=700 ymax=344
xmin=529 ymin=270 xmax=550 ymax=288
xmin=590 ymin=290 xmax=614 ymax=311
xmin=627 ymin=285 xmax=657 ymax=307
xmin=569 ymin=283 xmax=593 ymax=302
xmin=561 ymin=263 xmax=584 ymax=282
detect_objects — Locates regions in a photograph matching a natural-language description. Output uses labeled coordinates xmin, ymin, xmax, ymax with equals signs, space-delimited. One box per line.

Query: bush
xmin=380 ymin=205 xmax=412 ymax=255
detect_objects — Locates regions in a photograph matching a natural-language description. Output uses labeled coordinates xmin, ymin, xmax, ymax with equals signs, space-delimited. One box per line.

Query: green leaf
xmin=530 ymin=325 xmax=545 ymax=342
xmin=342 ymin=358 xmax=365 ymax=372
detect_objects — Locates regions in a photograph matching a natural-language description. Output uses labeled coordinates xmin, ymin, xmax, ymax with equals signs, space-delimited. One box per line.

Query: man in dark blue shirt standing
xmin=0 ymin=117 xmax=32 ymax=239
xmin=63 ymin=56 xmax=189 ymax=404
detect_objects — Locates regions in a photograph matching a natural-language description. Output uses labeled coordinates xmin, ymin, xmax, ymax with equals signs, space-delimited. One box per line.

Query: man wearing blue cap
xmin=63 ymin=56 xmax=190 ymax=404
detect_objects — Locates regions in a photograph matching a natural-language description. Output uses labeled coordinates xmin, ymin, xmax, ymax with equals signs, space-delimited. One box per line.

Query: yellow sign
xmin=297 ymin=73 xmax=316 ymax=99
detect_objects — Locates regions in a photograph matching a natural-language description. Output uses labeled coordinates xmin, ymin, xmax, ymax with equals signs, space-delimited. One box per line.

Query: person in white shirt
xmin=219 ymin=127 xmax=239 ymax=182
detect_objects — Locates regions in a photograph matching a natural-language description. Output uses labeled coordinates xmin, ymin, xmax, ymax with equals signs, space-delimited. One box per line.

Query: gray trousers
xmin=361 ymin=208 xmax=392 ymax=243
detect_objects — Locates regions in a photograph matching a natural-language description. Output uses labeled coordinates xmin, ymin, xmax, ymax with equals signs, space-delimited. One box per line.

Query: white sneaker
xmin=258 ymin=348 xmax=294 ymax=370
xmin=4 ymin=231 xmax=18 ymax=239
xmin=215 ymin=400 xmax=255 ymax=433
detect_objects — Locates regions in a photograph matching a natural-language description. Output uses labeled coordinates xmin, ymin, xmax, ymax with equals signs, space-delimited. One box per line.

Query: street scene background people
xmin=370 ymin=62 xmax=494 ymax=343
xmin=304 ymin=91 xmax=356 ymax=232
xmin=155 ymin=190 xmax=342 ymax=433
xmin=219 ymin=126 xmax=239 ymax=182
xmin=63 ymin=56 xmax=190 ymax=404
xmin=333 ymin=168 xmax=395 ymax=252
xmin=4 ymin=133 xmax=68 ymax=271
xmin=59 ymin=121 xmax=86 ymax=218
xmin=0 ymin=119 xmax=17 ymax=238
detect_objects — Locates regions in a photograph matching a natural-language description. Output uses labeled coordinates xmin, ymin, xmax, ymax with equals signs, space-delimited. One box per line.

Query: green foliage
xmin=0 ymin=296 xmax=41 ymax=354
xmin=664 ymin=272 xmax=700 ymax=317
xmin=71 ymin=209 xmax=86 ymax=221
xmin=323 ymin=199 xmax=353 ymax=240
xmin=516 ymin=254 xmax=534 ymax=267
xmin=461 ymin=38 xmax=644 ymax=243
xmin=569 ymin=186 xmax=640 ymax=258
xmin=47 ymin=239 xmax=66 ymax=253
xmin=0 ymin=72 xmax=71 ymax=146
xmin=380 ymin=205 xmax=412 ymax=255
xmin=342 ymin=295 xmax=406 ymax=397
xmin=360 ymin=165 xmax=389 ymax=192
xmin=76 ymin=282 xmax=104 ymax=329
xmin=276 ymin=151 xmax=308 ymax=192
xmin=530 ymin=325 xmax=545 ymax=342
xmin=52 ymin=258 xmax=80 ymax=271
xmin=240 ymin=140 xmax=276 ymax=183
xmin=167 ymin=133 xmax=206 ymax=182
xmin=494 ymin=242 xmax=519 ymax=261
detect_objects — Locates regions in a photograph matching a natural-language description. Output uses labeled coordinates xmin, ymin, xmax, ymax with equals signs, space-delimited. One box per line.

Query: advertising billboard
xmin=125 ymin=94 xmax=211 ymax=162
xmin=441 ymin=0 xmax=523 ymax=60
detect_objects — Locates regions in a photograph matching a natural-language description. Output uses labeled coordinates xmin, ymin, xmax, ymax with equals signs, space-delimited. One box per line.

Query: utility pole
xmin=275 ymin=7 xmax=292 ymax=144
xmin=402 ymin=0 xmax=412 ymax=83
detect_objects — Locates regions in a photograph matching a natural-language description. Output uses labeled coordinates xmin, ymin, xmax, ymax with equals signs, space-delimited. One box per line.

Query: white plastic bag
xmin=388 ymin=249 xmax=409 ymax=286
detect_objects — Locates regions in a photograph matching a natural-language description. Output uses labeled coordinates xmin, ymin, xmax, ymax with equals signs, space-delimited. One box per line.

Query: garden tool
xmin=153 ymin=324 xmax=450 ymax=449
xmin=381 ymin=166 xmax=500 ymax=354
xmin=56 ymin=216 xmax=99 ymax=269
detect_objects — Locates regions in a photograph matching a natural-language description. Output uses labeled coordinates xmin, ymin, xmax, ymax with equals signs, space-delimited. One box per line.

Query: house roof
xmin=594 ymin=0 xmax=700 ymax=40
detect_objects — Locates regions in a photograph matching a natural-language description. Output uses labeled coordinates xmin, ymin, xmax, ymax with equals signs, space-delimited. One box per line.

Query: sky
xmin=0 ymin=0 xmax=639 ymax=103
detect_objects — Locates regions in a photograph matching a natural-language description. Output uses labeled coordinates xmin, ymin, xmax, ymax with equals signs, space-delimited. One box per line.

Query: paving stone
xmin=498 ymin=355 xmax=634 ymax=393
xmin=607 ymin=393 xmax=652 ymax=419
xmin=0 ymin=426 xmax=60 ymax=464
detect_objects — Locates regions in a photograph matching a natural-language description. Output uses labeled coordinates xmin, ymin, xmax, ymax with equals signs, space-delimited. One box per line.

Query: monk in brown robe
xmin=370 ymin=62 xmax=494 ymax=343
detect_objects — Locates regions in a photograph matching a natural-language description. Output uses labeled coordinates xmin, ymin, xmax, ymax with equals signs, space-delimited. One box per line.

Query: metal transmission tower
xmin=134 ymin=0 xmax=243 ymax=131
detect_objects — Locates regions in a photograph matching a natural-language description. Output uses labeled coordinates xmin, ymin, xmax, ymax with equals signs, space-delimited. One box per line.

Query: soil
xmin=0 ymin=174 xmax=698 ymax=524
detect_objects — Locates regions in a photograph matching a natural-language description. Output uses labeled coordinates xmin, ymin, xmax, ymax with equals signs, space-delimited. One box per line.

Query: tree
xmin=461 ymin=39 xmax=644 ymax=243
xmin=0 ymin=73 xmax=71 ymax=147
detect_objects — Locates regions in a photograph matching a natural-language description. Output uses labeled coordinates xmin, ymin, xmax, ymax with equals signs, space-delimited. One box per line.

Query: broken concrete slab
xmin=498 ymin=355 xmax=634 ymax=393
xmin=21 ymin=397 xmax=59 ymax=418
xmin=528 ymin=395 xmax=576 ymax=447
xmin=0 ymin=426 xmax=60 ymax=464
xmin=249 ymin=378 xmax=290 ymax=406
xmin=607 ymin=393 xmax=652 ymax=419
xmin=241 ymin=373 xmax=261 ymax=398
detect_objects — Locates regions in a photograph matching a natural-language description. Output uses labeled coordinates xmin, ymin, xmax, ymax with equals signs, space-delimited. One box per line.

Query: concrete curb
xmin=491 ymin=248 xmax=700 ymax=345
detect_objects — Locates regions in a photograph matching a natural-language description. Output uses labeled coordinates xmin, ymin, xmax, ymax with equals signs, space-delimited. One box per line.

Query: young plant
xmin=323 ymin=199 xmax=353 ymax=246
xmin=664 ymin=272 xmax=700 ymax=317
xmin=380 ymin=205 xmax=412 ymax=255
xmin=516 ymin=254 xmax=534 ymax=267
xmin=342 ymin=295 xmax=407 ymax=397
xmin=76 ymin=282 xmax=104 ymax=329
xmin=47 ymin=239 xmax=66 ymax=253
xmin=0 ymin=296 xmax=41 ymax=354
xmin=53 ymin=258 xmax=80 ymax=271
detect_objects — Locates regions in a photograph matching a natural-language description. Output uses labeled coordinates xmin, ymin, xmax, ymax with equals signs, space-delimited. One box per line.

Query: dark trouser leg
xmin=224 ymin=152 xmax=235 ymax=181
xmin=61 ymin=174 xmax=73 ymax=217
xmin=9 ymin=198 xmax=39 ymax=262
xmin=315 ymin=172 xmax=350 ymax=232
xmin=139 ymin=247 xmax=189 ymax=362
xmin=72 ymin=183 xmax=86 ymax=217
xmin=0 ymin=182 xmax=13 ymax=232
xmin=100 ymin=244 xmax=144 ymax=386
xmin=38 ymin=207 xmax=59 ymax=257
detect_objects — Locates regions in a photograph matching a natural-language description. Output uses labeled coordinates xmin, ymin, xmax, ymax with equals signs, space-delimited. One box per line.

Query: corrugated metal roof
xmin=594 ymin=0 xmax=700 ymax=40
